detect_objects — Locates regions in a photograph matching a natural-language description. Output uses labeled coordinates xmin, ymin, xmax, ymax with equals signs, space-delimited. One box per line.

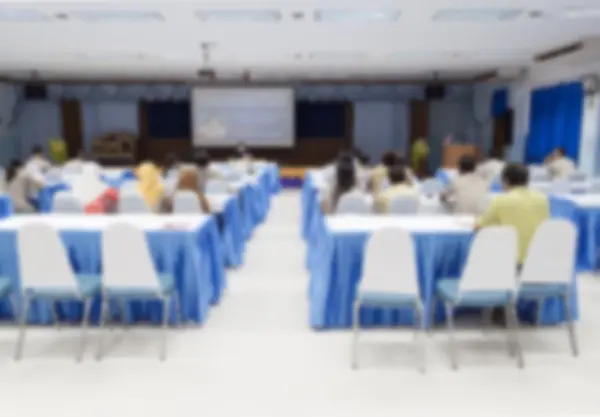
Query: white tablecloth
xmin=326 ymin=214 xmax=475 ymax=234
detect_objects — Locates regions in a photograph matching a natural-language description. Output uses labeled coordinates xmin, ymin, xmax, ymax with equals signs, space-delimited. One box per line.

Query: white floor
xmin=1 ymin=191 xmax=600 ymax=416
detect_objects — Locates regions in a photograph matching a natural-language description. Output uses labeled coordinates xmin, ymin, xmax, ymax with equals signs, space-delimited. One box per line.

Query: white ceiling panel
xmin=0 ymin=0 xmax=600 ymax=80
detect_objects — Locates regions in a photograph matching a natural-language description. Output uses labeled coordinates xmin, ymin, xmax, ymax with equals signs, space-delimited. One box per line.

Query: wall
xmin=0 ymin=83 xmax=20 ymax=166
xmin=579 ymin=93 xmax=600 ymax=176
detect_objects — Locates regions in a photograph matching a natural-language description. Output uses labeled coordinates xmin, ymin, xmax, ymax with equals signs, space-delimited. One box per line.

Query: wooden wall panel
xmin=409 ymin=100 xmax=429 ymax=145
xmin=60 ymin=100 xmax=83 ymax=158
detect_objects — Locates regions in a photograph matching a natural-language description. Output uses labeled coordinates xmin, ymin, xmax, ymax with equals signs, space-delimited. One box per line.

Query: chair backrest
xmin=173 ymin=190 xmax=202 ymax=213
xmin=118 ymin=191 xmax=151 ymax=213
xmin=388 ymin=195 xmax=420 ymax=214
xmin=551 ymin=179 xmax=571 ymax=195
xmin=53 ymin=191 xmax=85 ymax=213
xmin=420 ymin=178 xmax=444 ymax=197
xmin=102 ymin=223 xmax=160 ymax=290
xmin=568 ymin=171 xmax=587 ymax=182
xmin=520 ymin=219 xmax=576 ymax=285
xmin=205 ymin=179 xmax=230 ymax=194
xmin=530 ymin=168 xmax=551 ymax=182
xmin=17 ymin=223 xmax=79 ymax=290
xmin=361 ymin=228 xmax=419 ymax=295
xmin=335 ymin=192 xmax=372 ymax=214
xmin=459 ymin=226 xmax=518 ymax=293
xmin=590 ymin=179 xmax=600 ymax=194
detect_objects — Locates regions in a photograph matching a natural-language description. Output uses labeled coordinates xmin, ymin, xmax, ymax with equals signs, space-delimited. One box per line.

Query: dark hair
xmin=502 ymin=163 xmax=529 ymax=187
xmin=31 ymin=145 xmax=43 ymax=155
xmin=194 ymin=149 xmax=210 ymax=168
xmin=6 ymin=159 xmax=22 ymax=182
xmin=334 ymin=160 xmax=356 ymax=198
xmin=352 ymin=148 xmax=369 ymax=165
xmin=458 ymin=155 xmax=476 ymax=174
xmin=388 ymin=164 xmax=407 ymax=184
xmin=381 ymin=151 xmax=398 ymax=167
xmin=556 ymin=147 xmax=566 ymax=156
xmin=337 ymin=150 xmax=354 ymax=165
xmin=489 ymin=147 xmax=504 ymax=160
xmin=164 ymin=153 xmax=177 ymax=171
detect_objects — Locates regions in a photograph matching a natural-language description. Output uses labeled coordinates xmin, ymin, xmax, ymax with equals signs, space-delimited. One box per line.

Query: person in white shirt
xmin=545 ymin=147 xmax=576 ymax=179
xmin=6 ymin=159 xmax=42 ymax=213
xmin=476 ymin=148 xmax=505 ymax=184
xmin=441 ymin=154 xmax=489 ymax=215
xmin=24 ymin=145 xmax=52 ymax=184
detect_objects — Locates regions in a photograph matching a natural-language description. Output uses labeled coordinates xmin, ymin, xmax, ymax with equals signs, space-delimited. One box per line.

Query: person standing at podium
xmin=411 ymin=137 xmax=429 ymax=178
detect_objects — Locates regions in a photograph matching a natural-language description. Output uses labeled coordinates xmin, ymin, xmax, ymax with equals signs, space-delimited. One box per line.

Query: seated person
xmin=24 ymin=145 xmax=52 ymax=185
xmin=322 ymin=150 xmax=354 ymax=185
xmin=370 ymin=151 xmax=399 ymax=195
xmin=374 ymin=164 xmax=419 ymax=213
xmin=6 ymin=159 xmax=41 ymax=213
xmin=440 ymin=154 xmax=488 ymax=215
xmin=162 ymin=153 xmax=180 ymax=198
xmin=477 ymin=163 xmax=549 ymax=267
xmin=545 ymin=147 xmax=575 ymax=179
xmin=163 ymin=167 xmax=210 ymax=213
xmin=63 ymin=150 xmax=85 ymax=173
xmin=135 ymin=161 xmax=164 ymax=211
xmin=321 ymin=160 xmax=361 ymax=214
xmin=476 ymin=148 xmax=505 ymax=183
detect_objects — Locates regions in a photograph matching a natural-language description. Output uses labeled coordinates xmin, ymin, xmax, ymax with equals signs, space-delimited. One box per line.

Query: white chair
xmin=173 ymin=191 xmax=202 ymax=213
xmin=99 ymin=223 xmax=181 ymax=361
xmin=530 ymin=168 xmax=551 ymax=182
xmin=352 ymin=228 xmax=425 ymax=372
xmin=118 ymin=191 xmax=151 ymax=213
xmin=336 ymin=193 xmax=372 ymax=214
xmin=518 ymin=219 xmax=578 ymax=356
xmin=568 ymin=171 xmax=587 ymax=182
xmin=433 ymin=226 xmax=523 ymax=370
xmin=62 ymin=162 xmax=83 ymax=176
xmin=53 ymin=191 xmax=85 ymax=213
xmin=551 ymin=179 xmax=571 ymax=195
xmin=205 ymin=180 xmax=231 ymax=194
xmin=590 ymin=179 xmax=600 ymax=194
xmin=119 ymin=180 xmax=140 ymax=194
xmin=15 ymin=223 xmax=100 ymax=361
xmin=420 ymin=179 xmax=444 ymax=197
xmin=388 ymin=195 xmax=420 ymax=214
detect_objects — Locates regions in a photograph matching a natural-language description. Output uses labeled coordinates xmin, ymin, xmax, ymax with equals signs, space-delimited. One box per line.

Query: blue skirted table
xmin=307 ymin=215 xmax=578 ymax=330
xmin=0 ymin=215 xmax=225 ymax=325
xmin=210 ymin=194 xmax=245 ymax=268
xmin=0 ymin=194 xmax=13 ymax=219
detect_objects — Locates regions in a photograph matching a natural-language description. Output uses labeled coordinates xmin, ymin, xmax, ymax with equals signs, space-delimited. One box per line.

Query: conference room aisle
xmin=2 ymin=191 xmax=600 ymax=416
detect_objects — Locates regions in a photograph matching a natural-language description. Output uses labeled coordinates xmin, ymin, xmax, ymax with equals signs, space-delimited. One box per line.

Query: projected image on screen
xmin=192 ymin=88 xmax=295 ymax=148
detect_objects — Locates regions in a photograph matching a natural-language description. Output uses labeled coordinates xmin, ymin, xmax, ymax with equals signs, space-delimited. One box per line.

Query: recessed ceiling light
xmin=314 ymin=9 xmax=401 ymax=22
xmin=195 ymin=10 xmax=281 ymax=22
xmin=69 ymin=10 xmax=164 ymax=22
xmin=433 ymin=8 xmax=523 ymax=22
xmin=0 ymin=9 xmax=51 ymax=21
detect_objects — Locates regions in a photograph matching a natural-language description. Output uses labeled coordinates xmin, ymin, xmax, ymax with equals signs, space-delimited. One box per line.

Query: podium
xmin=442 ymin=144 xmax=478 ymax=168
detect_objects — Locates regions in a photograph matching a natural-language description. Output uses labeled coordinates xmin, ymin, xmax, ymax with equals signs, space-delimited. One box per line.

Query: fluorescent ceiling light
xmin=69 ymin=10 xmax=164 ymax=22
xmin=73 ymin=52 xmax=162 ymax=61
xmin=314 ymin=9 xmax=401 ymax=22
xmin=433 ymin=8 xmax=522 ymax=22
xmin=0 ymin=9 xmax=51 ymax=21
xmin=563 ymin=8 xmax=600 ymax=18
xmin=195 ymin=10 xmax=281 ymax=22
xmin=308 ymin=52 xmax=369 ymax=60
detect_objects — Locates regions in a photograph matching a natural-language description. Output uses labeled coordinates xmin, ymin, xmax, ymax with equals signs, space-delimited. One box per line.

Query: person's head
xmin=458 ymin=154 xmax=476 ymax=175
xmin=193 ymin=149 xmax=210 ymax=168
xmin=501 ymin=163 xmax=529 ymax=190
xmin=337 ymin=150 xmax=354 ymax=165
xmin=388 ymin=163 xmax=407 ymax=185
xmin=381 ymin=151 xmax=399 ymax=168
xmin=177 ymin=168 xmax=199 ymax=192
xmin=335 ymin=160 xmax=356 ymax=193
xmin=31 ymin=145 xmax=43 ymax=157
xmin=6 ymin=159 xmax=22 ymax=182
xmin=164 ymin=153 xmax=177 ymax=171
xmin=489 ymin=147 xmax=504 ymax=161
xmin=555 ymin=147 xmax=566 ymax=158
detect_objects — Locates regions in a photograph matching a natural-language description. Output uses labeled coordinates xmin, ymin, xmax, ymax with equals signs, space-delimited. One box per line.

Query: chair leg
xmin=504 ymin=304 xmax=515 ymax=357
xmin=415 ymin=301 xmax=426 ymax=373
xmin=96 ymin=293 xmax=109 ymax=361
xmin=9 ymin=293 xmax=18 ymax=323
xmin=14 ymin=294 xmax=30 ymax=361
xmin=536 ymin=298 xmax=544 ymax=327
xmin=77 ymin=298 xmax=93 ymax=363
xmin=445 ymin=302 xmax=458 ymax=371
xmin=428 ymin=296 xmax=437 ymax=335
xmin=51 ymin=301 xmax=61 ymax=330
xmin=160 ymin=295 xmax=169 ymax=361
xmin=562 ymin=293 xmax=579 ymax=357
xmin=351 ymin=300 xmax=360 ymax=370
xmin=506 ymin=300 xmax=524 ymax=369
xmin=482 ymin=308 xmax=492 ymax=334
xmin=173 ymin=291 xmax=182 ymax=327
xmin=118 ymin=298 xmax=129 ymax=330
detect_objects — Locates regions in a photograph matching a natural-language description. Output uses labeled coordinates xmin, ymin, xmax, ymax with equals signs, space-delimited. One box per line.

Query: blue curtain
xmin=82 ymin=102 xmax=139 ymax=149
xmin=491 ymin=88 xmax=508 ymax=118
xmin=525 ymin=82 xmax=584 ymax=163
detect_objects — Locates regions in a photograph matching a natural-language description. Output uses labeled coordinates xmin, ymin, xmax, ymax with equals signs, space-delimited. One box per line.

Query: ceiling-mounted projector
xmin=197 ymin=68 xmax=216 ymax=81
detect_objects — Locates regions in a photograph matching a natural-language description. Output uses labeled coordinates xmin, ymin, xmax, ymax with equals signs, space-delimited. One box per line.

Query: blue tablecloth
xmin=101 ymin=169 xmax=136 ymax=189
xmin=37 ymin=183 xmax=70 ymax=213
xmin=218 ymin=195 xmax=245 ymax=268
xmin=0 ymin=217 xmax=225 ymax=325
xmin=550 ymin=196 xmax=599 ymax=272
xmin=264 ymin=164 xmax=281 ymax=194
xmin=308 ymin=224 xmax=578 ymax=330
xmin=0 ymin=195 xmax=13 ymax=219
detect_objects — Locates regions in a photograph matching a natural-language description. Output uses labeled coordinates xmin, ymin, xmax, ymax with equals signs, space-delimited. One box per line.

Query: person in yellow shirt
xmin=375 ymin=164 xmax=419 ymax=213
xmin=135 ymin=161 xmax=165 ymax=211
xmin=411 ymin=137 xmax=429 ymax=176
xmin=476 ymin=163 xmax=550 ymax=266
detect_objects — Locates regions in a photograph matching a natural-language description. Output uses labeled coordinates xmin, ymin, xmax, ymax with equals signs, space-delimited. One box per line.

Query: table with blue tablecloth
xmin=210 ymin=194 xmax=245 ymax=268
xmin=308 ymin=215 xmax=578 ymax=330
xmin=0 ymin=194 xmax=13 ymax=219
xmin=550 ymin=194 xmax=600 ymax=272
xmin=0 ymin=215 xmax=226 ymax=325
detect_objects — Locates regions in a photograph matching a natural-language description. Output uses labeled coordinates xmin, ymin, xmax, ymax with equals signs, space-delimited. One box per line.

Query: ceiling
xmin=2 ymin=0 xmax=600 ymax=82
